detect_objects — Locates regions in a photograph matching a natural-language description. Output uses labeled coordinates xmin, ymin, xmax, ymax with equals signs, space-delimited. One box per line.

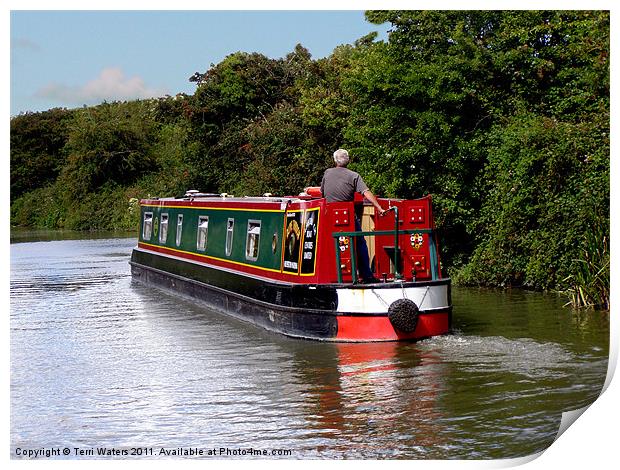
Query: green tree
xmin=348 ymin=10 xmax=610 ymax=285
xmin=59 ymin=100 xmax=160 ymax=197
xmin=10 ymin=108 xmax=75 ymax=200
xmin=457 ymin=112 xmax=609 ymax=289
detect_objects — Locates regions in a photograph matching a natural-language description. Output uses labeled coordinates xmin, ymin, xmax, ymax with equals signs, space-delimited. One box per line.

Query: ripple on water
xmin=10 ymin=238 xmax=609 ymax=459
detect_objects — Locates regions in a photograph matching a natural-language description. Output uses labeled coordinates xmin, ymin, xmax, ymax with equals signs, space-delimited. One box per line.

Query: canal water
xmin=10 ymin=235 xmax=609 ymax=459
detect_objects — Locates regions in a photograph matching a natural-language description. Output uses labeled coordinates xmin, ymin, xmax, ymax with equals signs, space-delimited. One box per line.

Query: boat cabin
xmin=136 ymin=191 xmax=442 ymax=286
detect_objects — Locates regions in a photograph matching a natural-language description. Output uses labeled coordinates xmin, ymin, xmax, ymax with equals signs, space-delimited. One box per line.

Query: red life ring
xmin=305 ymin=186 xmax=322 ymax=197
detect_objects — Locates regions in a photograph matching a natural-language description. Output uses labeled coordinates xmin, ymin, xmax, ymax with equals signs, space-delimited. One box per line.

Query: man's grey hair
xmin=333 ymin=149 xmax=350 ymax=166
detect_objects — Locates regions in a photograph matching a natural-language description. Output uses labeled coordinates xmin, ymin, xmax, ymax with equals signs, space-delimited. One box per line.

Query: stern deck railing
xmin=331 ymin=207 xmax=439 ymax=284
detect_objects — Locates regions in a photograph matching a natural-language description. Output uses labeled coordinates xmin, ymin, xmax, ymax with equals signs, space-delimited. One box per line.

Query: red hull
xmin=336 ymin=312 xmax=450 ymax=342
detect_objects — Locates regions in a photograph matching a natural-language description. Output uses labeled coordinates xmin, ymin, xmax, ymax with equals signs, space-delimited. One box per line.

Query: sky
xmin=10 ymin=9 xmax=390 ymax=116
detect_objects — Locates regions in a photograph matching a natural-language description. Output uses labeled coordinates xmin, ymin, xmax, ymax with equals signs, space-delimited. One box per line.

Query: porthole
xmin=272 ymin=233 xmax=278 ymax=253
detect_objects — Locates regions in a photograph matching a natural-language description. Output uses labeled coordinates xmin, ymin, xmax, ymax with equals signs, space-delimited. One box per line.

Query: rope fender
xmin=387 ymin=298 xmax=419 ymax=333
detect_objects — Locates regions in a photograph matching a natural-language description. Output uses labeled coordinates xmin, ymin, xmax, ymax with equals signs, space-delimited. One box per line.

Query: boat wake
xmin=418 ymin=333 xmax=577 ymax=380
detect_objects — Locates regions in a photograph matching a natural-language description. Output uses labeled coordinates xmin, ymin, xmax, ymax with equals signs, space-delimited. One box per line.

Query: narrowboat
xmin=130 ymin=189 xmax=452 ymax=342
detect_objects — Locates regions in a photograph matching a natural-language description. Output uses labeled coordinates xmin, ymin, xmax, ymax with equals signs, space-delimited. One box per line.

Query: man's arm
xmin=363 ymin=190 xmax=386 ymax=216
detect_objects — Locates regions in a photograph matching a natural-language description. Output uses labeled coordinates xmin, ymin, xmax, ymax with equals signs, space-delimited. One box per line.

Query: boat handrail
xmin=331 ymin=226 xmax=437 ymax=284
xmin=331 ymin=229 xmax=434 ymax=236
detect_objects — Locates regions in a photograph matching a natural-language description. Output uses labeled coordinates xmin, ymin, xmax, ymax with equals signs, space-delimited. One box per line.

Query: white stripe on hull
xmin=336 ymin=283 xmax=449 ymax=314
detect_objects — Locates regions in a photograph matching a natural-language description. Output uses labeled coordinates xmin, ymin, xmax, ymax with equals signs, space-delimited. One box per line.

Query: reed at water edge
xmin=562 ymin=224 xmax=609 ymax=311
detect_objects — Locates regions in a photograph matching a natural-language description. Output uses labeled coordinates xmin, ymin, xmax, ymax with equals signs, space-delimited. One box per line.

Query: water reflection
xmin=334 ymin=343 xmax=446 ymax=453
xmin=10 ymin=227 xmax=135 ymax=244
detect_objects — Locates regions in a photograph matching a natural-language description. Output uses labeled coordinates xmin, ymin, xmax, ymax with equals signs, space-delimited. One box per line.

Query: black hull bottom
xmin=131 ymin=261 xmax=339 ymax=340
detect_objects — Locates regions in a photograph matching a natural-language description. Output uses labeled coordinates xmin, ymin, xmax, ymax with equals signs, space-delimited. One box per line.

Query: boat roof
xmin=181 ymin=195 xmax=314 ymax=203
xmin=141 ymin=190 xmax=409 ymax=206
xmin=141 ymin=193 xmax=319 ymax=205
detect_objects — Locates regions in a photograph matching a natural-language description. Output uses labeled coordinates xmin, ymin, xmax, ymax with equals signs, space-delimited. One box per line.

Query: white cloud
xmin=35 ymin=67 xmax=168 ymax=105
xmin=11 ymin=37 xmax=41 ymax=52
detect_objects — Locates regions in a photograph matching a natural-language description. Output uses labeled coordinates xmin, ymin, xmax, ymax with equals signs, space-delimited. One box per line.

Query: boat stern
xmin=333 ymin=279 xmax=452 ymax=342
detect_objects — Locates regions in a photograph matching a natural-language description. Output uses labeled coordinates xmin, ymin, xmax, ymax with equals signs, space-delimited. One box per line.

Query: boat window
xmin=143 ymin=212 xmax=153 ymax=240
xmin=197 ymin=216 xmax=209 ymax=252
xmin=225 ymin=218 xmax=234 ymax=256
xmin=176 ymin=214 xmax=183 ymax=246
xmin=245 ymin=220 xmax=261 ymax=261
xmin=159 ymin=213 xmax=169 ymax=244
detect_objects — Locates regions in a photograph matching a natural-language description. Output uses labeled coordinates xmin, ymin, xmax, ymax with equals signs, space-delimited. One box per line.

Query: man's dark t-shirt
xmin=320 ymin=167 xmax=369 ymax=202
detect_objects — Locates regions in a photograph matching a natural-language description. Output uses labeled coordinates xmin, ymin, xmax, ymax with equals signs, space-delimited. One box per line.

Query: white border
xmin=5 ymin=3 xmax=617 ymax=469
